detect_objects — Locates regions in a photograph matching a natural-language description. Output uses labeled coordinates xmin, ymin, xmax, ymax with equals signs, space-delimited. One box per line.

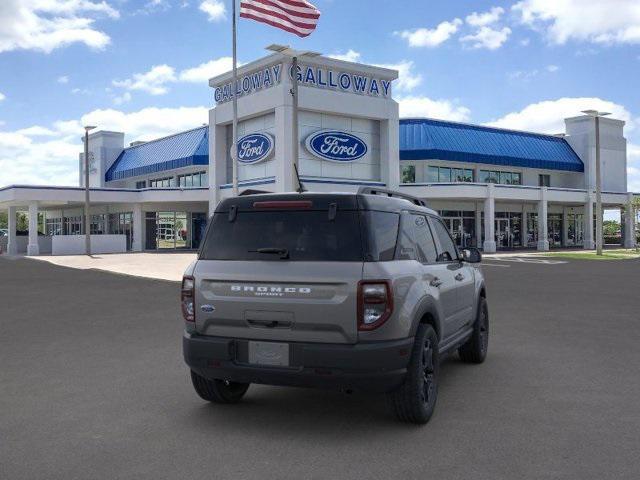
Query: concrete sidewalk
xmin=28 ymin=252 xmax=196 ymax=281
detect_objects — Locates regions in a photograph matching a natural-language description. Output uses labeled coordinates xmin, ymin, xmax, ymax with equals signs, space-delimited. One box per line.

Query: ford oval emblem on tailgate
xmin=200 ymin=304 xmax=215 ymax=312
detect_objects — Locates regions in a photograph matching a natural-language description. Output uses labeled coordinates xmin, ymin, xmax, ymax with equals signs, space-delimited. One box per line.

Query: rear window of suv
xmin=200 ymin=210 xmax=364 ymax=261
xmin=199 ymin=209 xmax=401 ymax=262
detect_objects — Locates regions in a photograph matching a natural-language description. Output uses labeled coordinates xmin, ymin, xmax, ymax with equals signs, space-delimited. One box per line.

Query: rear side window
xmin=396 ymin=214 xmax=437 ymax=263
xmin=362 ymin=211 xmax=399 ymax=261
xmin=429 ymin=217 xmax=458 ymax=262
xmin=200 ymin=210 xmax=363 ymax=261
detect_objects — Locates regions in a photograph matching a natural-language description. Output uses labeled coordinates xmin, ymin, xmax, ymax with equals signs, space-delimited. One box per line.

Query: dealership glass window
xmin=566 ymin=214 xmax=584 ymax=246
xmin=135 ymin=180 xmax=147 ymax=189
xmin=480 ymin=170 xmax=521 ymax=185
xmin=64 ymin=216 xmax=83 ymax=235
xmin=46 ymin=218 xmax=63 ymax=236
xmin=401 ymin=165 xmax=416 ymax=184
xmin=526 ymin=213 xmax=538 ymax=247
xmin=548 ymin=214 xmax=563 ymax=247
xmin=149 ymin=177 xmax=175 ymax=188
xmin=108 ymin=212 xmax=133 ymax=250
xmin=178 ymin=171 xmax=207 ymax=188
xmin=144 ymin=211 xmax=207 ymax=251
xmin=539 ymin=174 xmax=551 ymax=187
xmin=90 ymin=214 xmax=106 ymax=235
xmin=427 ymin=166 xmax=473 ymax=183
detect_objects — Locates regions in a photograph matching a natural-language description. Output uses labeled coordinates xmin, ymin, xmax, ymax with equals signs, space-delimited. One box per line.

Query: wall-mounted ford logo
xmin=234 ymin=133 xmax=275 ymax=164
xmin=305 ymin=130 xmax=367 ymax=163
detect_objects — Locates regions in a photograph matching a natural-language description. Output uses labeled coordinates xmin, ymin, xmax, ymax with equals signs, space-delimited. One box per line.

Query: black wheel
xmin=190 ymin=370 xmax=250 ymax=404
xmin=387 ymin=324 xmax=439 ymax=424
xmin=458 ymin=297 xmax=489 ymax=364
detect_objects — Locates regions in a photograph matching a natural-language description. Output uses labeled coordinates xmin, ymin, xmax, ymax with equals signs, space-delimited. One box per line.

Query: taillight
xmin=181 ymin=276 xmax=195 ymax=322
xmin=357 ymin=280 xmax=393 ymax=331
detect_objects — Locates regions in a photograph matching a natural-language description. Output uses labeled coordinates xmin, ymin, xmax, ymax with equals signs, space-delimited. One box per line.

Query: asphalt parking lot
xmin=1 ymin=256 xmax=640 ymax=480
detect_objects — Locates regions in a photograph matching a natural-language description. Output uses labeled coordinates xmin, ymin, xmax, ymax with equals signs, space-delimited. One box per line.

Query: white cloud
xmin=0 ymin=106 xmax=209 ymax=187
xmin=199 ymin=0 xmax=226 ymax=22
xmin=113 ymin=91 xmax=132 ymax=105
xmin=466 ymin=7 xmax=504 ymax=27
xmin=398 ymin=96 xmax=471 ymax=122
xmin=328 ymin=50 xmax=362 ymax=63
xmin=179 ymin=57 xmax=234 ymax=82
xmin=0 ymin=92 xmax=5 ymax=102
xmin=0 ymin=0 xmax=119 ymax=54
xmin=486 ymin=97 xmax=635 ymax=134
xmin=461 ymin=26 xmax=511 ymax=50
xmin=396 ymin=19 xmax=463 ymax=48
xmin=513 ymin=0 xmax=640 ymax=45
xmin=373 ymin=60 xmax=422 ymax=93
xmin=546 ymin=64 xmax=560 ymax=72
xmin=57 ymin=75 xmax=70 ymax=84
xmin=520 ymin=38 xmax=531 ymax=46
xmin=508 ymin=65 xmax=560 ymax=81
xmin=113 ymin=65 xmax=177 ymax=95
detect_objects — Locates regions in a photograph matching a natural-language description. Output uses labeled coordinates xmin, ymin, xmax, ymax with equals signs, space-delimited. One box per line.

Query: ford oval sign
xmin=305 ymin=131 xmax=368 ymax=163
xmin=234 ymin=133 xmax=274 ymax=164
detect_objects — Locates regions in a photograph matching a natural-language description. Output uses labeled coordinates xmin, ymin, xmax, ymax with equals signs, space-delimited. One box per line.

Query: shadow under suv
xmin=182 ymin=188 xmax=488 ymax=424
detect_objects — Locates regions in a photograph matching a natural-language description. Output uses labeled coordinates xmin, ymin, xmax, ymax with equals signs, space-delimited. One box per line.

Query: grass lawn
xmin=543 ymin=249 xmax=640 ymax=260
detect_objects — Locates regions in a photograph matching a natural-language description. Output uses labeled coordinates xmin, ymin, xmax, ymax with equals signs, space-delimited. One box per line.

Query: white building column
xmin=132 ymin=204 xmax=143 ymax=252
xmin=537 ymin=187 xmax=550 ymax=251
xmin=483 ymin=184 xmax=496 ymax=253
xmin=584 ymin=195 xmax=595 ymax=249
xmin=7 ymin=206 xmax=18 ymax=255
xmin=27 ymin=203 xmax=40 ymax=256
xmin=624 ymin=193 xmax=637 ymax=248
xmin=475 ymin=203 xmax=482 ymax=248
xmin=274 ymin=104 xmax=295 ymax=193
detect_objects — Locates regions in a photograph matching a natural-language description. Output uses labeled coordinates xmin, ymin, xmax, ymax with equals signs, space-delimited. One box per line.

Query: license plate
xmin=248 ymin=341 xmax=290 ymax=367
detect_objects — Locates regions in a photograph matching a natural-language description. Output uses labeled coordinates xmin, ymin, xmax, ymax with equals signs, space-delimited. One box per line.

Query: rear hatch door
xmin=194 ymin=196 xmax=363 ymax=344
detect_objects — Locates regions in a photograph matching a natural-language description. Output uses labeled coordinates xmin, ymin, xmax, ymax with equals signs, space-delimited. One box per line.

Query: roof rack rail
xmin=357 ymin=186 xmax=428 ymax=207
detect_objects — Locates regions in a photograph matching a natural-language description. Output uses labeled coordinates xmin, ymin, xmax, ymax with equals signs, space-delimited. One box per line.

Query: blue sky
xmin=1 ymin=0 xmax=639 ymax=195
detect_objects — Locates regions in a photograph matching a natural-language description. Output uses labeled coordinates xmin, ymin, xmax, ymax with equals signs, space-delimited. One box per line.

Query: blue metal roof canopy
xmin=105 ymin=126 xmax=209 ymax=182
xmin=399 ymin=118 xmax=584 ymax=172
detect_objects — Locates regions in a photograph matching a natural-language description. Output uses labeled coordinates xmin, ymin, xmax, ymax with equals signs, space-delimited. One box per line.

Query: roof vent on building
xmin=129 ymin=140 xmax=147 ymax=147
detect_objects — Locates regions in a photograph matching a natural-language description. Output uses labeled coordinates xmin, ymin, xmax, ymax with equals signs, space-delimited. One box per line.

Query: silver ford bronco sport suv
xmin=182 ymin=188 xmax=488 ymax=424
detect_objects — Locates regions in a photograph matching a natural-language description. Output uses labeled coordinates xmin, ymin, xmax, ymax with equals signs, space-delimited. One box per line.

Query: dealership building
xmin=0 ymin=52 xmax=637 ymax=255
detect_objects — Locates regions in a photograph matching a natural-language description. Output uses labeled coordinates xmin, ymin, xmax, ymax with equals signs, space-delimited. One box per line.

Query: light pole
xmin=83 ymin=125 xmax=96 ymax=255
xmin=581 ymin=110 xmax=610 ymax=256
xmin=266 ymin=44 xmax=320 ymax=192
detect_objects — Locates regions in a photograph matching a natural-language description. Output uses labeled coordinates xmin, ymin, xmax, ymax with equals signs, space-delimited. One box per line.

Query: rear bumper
xmin=183 ymin=332 xmax=414 ymax=393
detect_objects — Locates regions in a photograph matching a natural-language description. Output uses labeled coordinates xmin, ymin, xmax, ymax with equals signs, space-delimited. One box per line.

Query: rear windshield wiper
xmin=249 ymin=247 xmax=290 ymax=259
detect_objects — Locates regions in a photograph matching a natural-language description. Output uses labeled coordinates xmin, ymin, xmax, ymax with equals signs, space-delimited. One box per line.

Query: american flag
xmin=240 ymin=0 xmax=321 ymax=38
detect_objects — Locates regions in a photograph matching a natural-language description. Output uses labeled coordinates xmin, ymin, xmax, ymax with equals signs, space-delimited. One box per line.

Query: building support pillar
xmin=7 ymin=206 xmax=18 ymax=255
xmin=483 ymin=184 xmax=496 ymax=253
xmin=584 ymin=196 xmax=595 ymax=249
xmin=132 ymin=204 xmax=143 ymax=252
xmin=275 ymin=103 xmax=295 ymax=194
xmin=624 ymin=193 xmax=637 ymax=249
xmin=475 ymin=203 xmax=482 ymax=248
xmin=27 ymin=203 xmax=40 ymax=256
xmin=537 ymin=187 xmax=549 ymax=251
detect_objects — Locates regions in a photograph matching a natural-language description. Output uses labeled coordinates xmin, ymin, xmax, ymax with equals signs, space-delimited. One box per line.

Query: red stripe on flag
xmin=239 ymin=11 xmax=312 ymax=37
xmin=240 ymin=3 xmax=317 ymax=29
xmin=248 ymin=0 xmax=320 ymax=19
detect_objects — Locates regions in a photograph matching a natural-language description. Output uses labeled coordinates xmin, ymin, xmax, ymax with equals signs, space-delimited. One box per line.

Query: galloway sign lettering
xmin=305 ymin=131 xmax=368 ymax=163
xmin=234 ymin=133 xmax=275 ymax=164
xmin=292 ymin=64 xmax=392 ymax=99
xmin=214 ymin=64 xmax=282 ymax=104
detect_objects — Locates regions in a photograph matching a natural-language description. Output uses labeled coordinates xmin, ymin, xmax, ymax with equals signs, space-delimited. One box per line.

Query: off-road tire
xmin=458 ymin=297 xmax=489 ymax=364
xmin=190 ymin=370 xmax=250 ymax=404
xmin=387 ymin=324 xmax=439 ymax=424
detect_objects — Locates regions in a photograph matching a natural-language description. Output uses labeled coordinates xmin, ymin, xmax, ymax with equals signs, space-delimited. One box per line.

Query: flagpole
xmin=231 ymin=0 xmax=239 ymax=196
xmin=291 ymin=55 xmax=300 ymax=192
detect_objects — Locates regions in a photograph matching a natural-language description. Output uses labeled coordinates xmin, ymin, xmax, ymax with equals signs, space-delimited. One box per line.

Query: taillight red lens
xmin=357 ymin=280 xmax=393 ymax=331
xmin=181 ymin=276 xmax=195 ymax=322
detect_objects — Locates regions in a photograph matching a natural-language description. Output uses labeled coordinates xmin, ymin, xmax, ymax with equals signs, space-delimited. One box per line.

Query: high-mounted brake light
xmin=253 ymin=200 xmax=313 ymax=209
xmin=181 ymin=276 xmax=195 ymax=322
xmin=357 ymin=280 xmax=394 ymax=331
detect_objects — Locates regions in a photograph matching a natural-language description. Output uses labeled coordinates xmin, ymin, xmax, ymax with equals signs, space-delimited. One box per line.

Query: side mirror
xmin=461 ymin=247 xmax=482 ymax=264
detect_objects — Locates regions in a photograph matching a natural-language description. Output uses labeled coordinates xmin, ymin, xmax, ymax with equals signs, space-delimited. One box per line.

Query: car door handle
xmin=430 ymin=277 xmax=443 ymax=288
xmin=455 ymin=273 xmax=465 ymax=281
